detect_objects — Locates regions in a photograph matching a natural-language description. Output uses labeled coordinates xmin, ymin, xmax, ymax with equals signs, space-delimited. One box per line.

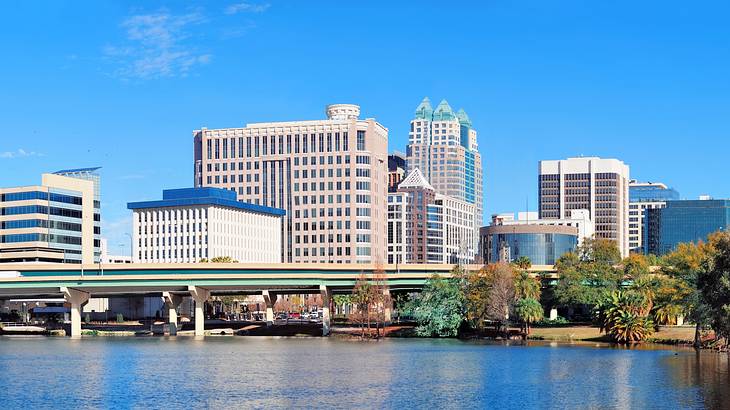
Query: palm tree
xmin=514 ymin=271 xmax=541 ymax=300
xmin=596 ymin=291 xmax=654 ymax=343
xmin=514 ymin=256 xmax=532 ymax=270
xmin=514 ymin=298 xmax=544 ymax=335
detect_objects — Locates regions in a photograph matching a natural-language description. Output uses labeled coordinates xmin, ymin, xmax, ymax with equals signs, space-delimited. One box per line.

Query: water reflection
xmin=0 ymin=337 xmax=727 ymax=409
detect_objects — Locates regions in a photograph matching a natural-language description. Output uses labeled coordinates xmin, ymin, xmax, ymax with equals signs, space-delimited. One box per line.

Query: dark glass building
xmin=480 ymin=224 xmax=578 ymax=266
xmin=645 ymin=199 xmax=730 ymax=255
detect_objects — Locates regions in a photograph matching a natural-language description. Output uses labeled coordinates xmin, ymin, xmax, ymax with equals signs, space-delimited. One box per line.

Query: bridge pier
xmin=383 ymin=288 xmax=392 ymax=325
xmin=188 ymin=286 xmax=210 ymax=336
xmin=162 ymin=292 xmax=183 ymax=335
xmin=320 ymin=285 xmax=331 ymax=336
xmin=62 ymin=287 xmax=90 ymax=338
xmin=261 ymin=290 xmax=275 ymax=326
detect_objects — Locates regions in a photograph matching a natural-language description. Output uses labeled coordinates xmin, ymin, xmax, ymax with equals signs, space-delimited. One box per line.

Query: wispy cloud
xmin=0 ymin=148 xmax=44 ymax=159
xmin=104 ymin=10 xmax=211 ymax=79
xmin=225 ymin=2 xmax=270 ymax=15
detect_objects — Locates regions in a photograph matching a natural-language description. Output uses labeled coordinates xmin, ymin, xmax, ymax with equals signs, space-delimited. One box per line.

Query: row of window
xmin=0 ymin=233 xmax=82 ymax=245
xmin=205 ymin=131 xmax=368 ymax=160
xmin=0 ymin=191 xmax=83 ymax=206
xmin=0 ymin=205 xmax=84 ymax=219
xmin=0 ymin=219 xmax=83 ymax=232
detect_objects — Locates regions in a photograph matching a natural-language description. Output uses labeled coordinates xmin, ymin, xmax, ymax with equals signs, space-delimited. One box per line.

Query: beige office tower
xmin=193 ymin=104 xmax=388 ymax=264
xmin=538 ymin=157 xmax=630 ymax=257
xmin=405 ymin=98 xmax=483 ymax=248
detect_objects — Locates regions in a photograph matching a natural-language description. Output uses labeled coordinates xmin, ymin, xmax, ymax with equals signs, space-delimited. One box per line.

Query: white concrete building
xmin=387 ymin=168 xmax=475 ymax=265
xmin=489 ymin=210 xmax=595 ymax=245
xmin=193 ymin=103 xmax=389 ymax=264
xmin=127 ymin=187 xmax=284 ymax=263
xmin=539 ymin=157 xmax=630 ymax=257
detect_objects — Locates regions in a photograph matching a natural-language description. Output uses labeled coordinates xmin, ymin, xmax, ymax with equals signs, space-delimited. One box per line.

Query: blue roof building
xmin=127 ymin=187 xmax=284 ymax=263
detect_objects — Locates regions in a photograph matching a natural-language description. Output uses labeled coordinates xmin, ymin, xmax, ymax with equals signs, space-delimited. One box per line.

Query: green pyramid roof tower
xmin=456 ymin=108 xmax=472 ymax=128
xmin=432 ymin=99 xmax=456 ymax=121
xmin=414 ymin=97 xmax=433 ymax=120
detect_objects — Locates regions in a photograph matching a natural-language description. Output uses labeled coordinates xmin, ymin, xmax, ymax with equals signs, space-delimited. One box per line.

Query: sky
xmin=1 ymin=1 xmax=729 ymax=256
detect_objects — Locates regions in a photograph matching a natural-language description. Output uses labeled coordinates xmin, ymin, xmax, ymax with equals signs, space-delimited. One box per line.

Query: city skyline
xmin=3 ymin=1 xmax=730 ymax=256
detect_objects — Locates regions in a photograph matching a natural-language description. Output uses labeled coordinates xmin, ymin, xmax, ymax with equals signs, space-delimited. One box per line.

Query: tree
xmin=698 ymin=232 xmax=730 ymax=345
xmin=579 ymin=237 xmax=622 ymax=265
xmin=514 ymin=270 xmax=541 ymax=301
xmin=595 ymin=291 xmax=654 ymax=343
xmin=333 ymin=294 xmax=353 ymax=316
xmin=463 ymin=263 xmax=516 ymax=333
xmin=406 ymin=273 xmax=465 ymax=337
xmin=351 ymin=273 xmax=374 ymax=338
xmin=661 ymin=238 xmax=717 ymax=348
xmin=514 ymin=256 xmax=532 ymax=270
xmin=199 ymin=256 xmax=239 ymax=263
xmin=370 ymin=267 xmax=391 ymax=338
xmin=553 ymin=239 xmax=623 ymax=313
xmin=514 ymin=298 xmax=543 ymax=335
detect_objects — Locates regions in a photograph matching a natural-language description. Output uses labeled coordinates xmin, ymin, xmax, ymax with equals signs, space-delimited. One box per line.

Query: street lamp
xmin=124 ymin=232 xmax=133 ymax=261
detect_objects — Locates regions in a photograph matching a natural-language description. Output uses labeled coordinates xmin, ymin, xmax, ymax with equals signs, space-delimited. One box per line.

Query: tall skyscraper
xmin=0 ymin=169 xmax=101 ymax=264
xmin=538 ymin=157 xmax=630 ymax=257
xmin=193 ymin=104 xmax=388 ymax=264
xmin=405 ymin=97 xmax=483 ymax=246
xmin=628 ymin=180 xmax=679 ymax=254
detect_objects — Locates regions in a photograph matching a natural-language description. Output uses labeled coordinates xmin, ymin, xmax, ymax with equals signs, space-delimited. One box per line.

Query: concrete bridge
xmin=0 ymin=263 xmax=556 ymax=337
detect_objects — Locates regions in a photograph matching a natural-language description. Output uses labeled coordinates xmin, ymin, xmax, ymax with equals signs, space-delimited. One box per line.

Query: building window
xmin=357 ymin=130 xmax=365 ymax=151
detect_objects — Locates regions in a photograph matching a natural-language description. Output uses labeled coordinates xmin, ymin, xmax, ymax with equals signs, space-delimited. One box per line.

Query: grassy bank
xmin=529 ymin=325 xmax=697 ymax=344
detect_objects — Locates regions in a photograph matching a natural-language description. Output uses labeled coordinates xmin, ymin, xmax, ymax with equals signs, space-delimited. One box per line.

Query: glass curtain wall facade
xmin=0 ymin=172 xmax=98 ymax=264
xmin=482 ymin=224 xmax=579 ymax=266
xmin=645 ymin=199 xmax=730 ymax=255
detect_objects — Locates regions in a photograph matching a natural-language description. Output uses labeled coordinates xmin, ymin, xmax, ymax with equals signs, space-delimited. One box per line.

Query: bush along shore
xmin=341 ymin=232 xmax=730 ymax=352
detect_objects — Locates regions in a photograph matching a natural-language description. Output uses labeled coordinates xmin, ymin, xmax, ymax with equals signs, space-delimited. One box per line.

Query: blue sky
xmin=2 ymin=1 xmax=729 ymax=256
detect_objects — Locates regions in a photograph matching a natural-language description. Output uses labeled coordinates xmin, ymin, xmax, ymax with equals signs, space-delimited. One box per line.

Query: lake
xmin=0 ymin=337 xmax=728 ymax=409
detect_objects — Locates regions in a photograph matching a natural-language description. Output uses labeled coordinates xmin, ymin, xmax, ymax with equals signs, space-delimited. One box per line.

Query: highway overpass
xmin=0 ymin=263 xmax=557 ymax=337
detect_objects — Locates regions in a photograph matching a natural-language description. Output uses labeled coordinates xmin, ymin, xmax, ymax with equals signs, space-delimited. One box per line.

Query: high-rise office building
xmin=128 ymin=187 xmax=284 ymax=263
xmin=193 ymin=104 xmax=388 ymax=264
xmin=387 ymin=168 xmax=475 ymax=264
xmin=538 ymin=157 xmax=630 ymax=257
xmin=0 ymin=168 xmax=101 ymax=264
xmin=53 ymin=167 xmax=102 ymax=262
xmin=405 ymin=97 xmax=483 ymax=247
xmin=645 ymin=198 xmax=730 ymax=255
xmin=628 ymin=180 xmax=679 ymax=254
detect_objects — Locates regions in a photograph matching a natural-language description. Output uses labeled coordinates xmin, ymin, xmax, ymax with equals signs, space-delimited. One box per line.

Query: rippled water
xmin=0 ymin=337 xmax=728 ymax=409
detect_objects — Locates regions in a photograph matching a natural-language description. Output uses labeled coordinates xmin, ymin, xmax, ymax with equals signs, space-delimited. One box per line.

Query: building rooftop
xmin=53 ymin=167 xmax=102 ymax=174
xmin=397 ymin=168 xmax=434 ymax=191
xmin=127 ymin=187 xmax=286 ymax=216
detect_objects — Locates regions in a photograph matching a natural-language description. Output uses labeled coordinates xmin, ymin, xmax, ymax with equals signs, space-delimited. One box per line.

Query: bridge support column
xmin=188 ymin=286 xmax=210 ymax=336
xmin=383 ymin=288 xmax=392 ymax=325
xmin=262 ymin=290 xmax=275 ymax=326
xmin=62 ymin=287 xmax=90 ymax=338
xmin=162 ymin=292 xmax=183 ymax=335
xmin=320 ymin=285 xmax=332 ymax=336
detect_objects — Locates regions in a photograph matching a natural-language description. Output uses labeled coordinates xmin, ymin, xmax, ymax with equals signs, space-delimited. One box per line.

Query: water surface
xmin=0 ymin=337 xmax=727 ymax=409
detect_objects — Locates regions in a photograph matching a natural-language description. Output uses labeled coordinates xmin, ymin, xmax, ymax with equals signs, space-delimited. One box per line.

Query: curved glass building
xmin=481 ymin=225 xmax=578 ymax=266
